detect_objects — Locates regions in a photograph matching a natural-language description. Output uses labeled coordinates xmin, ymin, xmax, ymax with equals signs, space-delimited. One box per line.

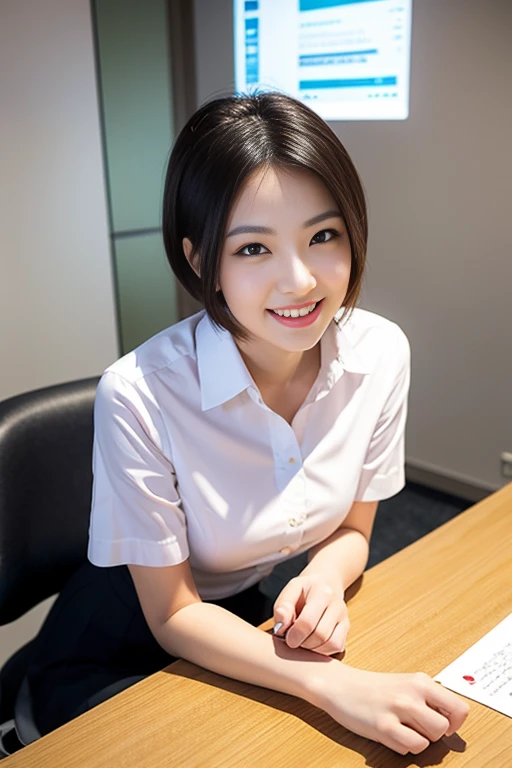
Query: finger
xmin=285 ymin=582 xmax=333 ymax=648
xmin=403 ymin=703 xmax=450 ymax=743
xmin=272 ymin=604 xmax=295 ymax=635
xmin=425 ymin=681 xmax=470 ymax=736
xmin=308 ymin=619 xmax=349 ymax=656
xmin=305 ymin=599 xmax=348 ymax=651
xmin=300 ymin=602 xmax=347 ymax=652
xmin=387 ymin=723 xmax=431 ymax=755
xmin=273 ymin=578 xmax=304 ymax=634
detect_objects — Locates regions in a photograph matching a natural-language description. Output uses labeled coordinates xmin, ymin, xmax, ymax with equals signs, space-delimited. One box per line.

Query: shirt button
xmin=288 ymin=457 xmax=296 ymax=464
xmin=280 ymin=546 xmax=293 ymax=555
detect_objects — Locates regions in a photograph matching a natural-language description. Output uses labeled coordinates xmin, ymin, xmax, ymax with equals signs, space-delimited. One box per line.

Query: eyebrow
xmin=225 ymin=210 xmax=343 ymax=238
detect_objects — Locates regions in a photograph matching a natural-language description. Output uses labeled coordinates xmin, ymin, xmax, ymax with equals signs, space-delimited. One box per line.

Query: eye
xmin=235 ymin=242 xmax=270 ymax=257
xmin=310 ymin=228 xmax=340 ymax=245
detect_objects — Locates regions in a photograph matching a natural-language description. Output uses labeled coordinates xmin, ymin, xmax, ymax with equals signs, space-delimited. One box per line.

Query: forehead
xmin=227 ymin=165 xmax=336 ymax=224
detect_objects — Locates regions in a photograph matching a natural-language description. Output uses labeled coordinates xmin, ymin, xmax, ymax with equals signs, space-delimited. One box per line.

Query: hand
xmin=316 ymin=666 xmax=470 ymax=755
xmin=273 ymin=574 xmax=349 ymax=655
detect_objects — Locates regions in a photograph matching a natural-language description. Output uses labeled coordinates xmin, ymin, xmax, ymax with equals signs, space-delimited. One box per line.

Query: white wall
xmin=193 ymin=0 xmax=512 ymax=494
xmin=0 ymin=0 xmax=118 ymax=402
xmin=0 ymin=0 xmax=118 ymax=668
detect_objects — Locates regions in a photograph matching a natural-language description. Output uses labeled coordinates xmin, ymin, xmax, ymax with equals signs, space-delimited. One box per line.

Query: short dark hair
xmin=162 ymin=91 xmax=367 ymax=340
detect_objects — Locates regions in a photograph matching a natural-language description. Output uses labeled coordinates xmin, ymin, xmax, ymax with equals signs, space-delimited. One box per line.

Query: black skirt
xmin=21 ymin=561 xmax=274 ymax=739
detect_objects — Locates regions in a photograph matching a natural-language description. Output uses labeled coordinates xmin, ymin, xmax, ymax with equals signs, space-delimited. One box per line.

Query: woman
xmin=28 ymin=92 xmax=468 ymax=754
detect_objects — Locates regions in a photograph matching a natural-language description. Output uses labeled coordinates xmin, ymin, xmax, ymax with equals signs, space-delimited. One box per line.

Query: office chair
xmin=0 ymin=377 xmax=100 ymax=757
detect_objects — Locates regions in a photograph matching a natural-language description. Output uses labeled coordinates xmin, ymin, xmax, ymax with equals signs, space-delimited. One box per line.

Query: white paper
xmin=435 ymin=613 xmax=512 ymax=717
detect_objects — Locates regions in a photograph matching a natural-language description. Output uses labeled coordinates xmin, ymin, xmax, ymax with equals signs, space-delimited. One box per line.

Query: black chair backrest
xmin=0 ymin=377 xmax=100 ymax=625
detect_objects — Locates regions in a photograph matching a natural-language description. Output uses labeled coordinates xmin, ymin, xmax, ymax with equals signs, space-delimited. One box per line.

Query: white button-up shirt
xmin=88 ymin=308 xmax=410 ymax=600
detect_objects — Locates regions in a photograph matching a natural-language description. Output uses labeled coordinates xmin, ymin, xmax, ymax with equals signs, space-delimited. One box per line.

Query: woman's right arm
xmin=128 ymin=560 xmax=469 ymax=756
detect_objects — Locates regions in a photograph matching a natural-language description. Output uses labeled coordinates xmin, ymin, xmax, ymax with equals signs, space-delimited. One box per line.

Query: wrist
xmin=302 ymin=656 xmax=349 ymax=710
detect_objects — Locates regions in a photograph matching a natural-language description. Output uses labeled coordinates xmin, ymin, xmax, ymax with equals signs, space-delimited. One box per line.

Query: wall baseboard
xmin=405 ymin=460 xmax=501 ymax=503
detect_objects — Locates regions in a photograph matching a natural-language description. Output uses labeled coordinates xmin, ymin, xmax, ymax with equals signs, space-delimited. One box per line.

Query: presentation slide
xmin=234 ymin=0 xmax=413 ymax=120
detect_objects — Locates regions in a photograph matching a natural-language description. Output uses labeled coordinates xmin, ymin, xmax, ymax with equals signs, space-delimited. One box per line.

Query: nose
xmin=276 ymin=251 xmax=317 ymax=296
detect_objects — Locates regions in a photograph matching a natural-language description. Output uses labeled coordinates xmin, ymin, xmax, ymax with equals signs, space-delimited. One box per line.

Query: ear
xmin=183 ymin=237 xmax=222 ymax=291
xmin=182 ymin=237 xmax=200 ymax=277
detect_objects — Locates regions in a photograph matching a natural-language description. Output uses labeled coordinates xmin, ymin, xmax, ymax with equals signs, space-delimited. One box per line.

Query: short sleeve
xmin=354 ymin=327 xmax=411 ymax=502
xmin=88 ymin=371 xmax=190 ymax=567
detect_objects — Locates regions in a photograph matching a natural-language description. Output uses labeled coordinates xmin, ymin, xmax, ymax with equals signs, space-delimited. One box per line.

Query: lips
xmin=267 ymin=298 xmax=324 ymax=328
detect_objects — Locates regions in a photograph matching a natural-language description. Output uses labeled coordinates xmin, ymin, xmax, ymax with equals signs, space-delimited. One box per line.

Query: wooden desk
xmin=5 ymin=484 xmax=512 ymax=767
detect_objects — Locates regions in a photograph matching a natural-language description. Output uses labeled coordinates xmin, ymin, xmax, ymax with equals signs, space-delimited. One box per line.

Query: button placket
xmin=269 ymin=412 xmax=291 ymax=481
xmin=270 ymin=413 xmax=308 ymax=555
xmin=288 ymin=513 xmax=306 ymax=527
xmin=278 ymin=526 xmax=303 ymax=555
xmin=278 ymin=466 xmax=307 ymax=555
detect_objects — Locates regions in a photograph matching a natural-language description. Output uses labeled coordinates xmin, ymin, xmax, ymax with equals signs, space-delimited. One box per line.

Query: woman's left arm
xmin=304 ymin=499 xmax=378 ymax=590
xmin=273 ymin=500 xmax=378 ymax=654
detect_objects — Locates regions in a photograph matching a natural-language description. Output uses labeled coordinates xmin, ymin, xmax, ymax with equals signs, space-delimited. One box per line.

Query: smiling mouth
xmin=270 ymin=301 xmax=319 ymax=318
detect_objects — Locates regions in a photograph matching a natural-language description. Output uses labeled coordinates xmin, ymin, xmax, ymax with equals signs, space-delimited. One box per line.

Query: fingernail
xmin=273 ymin=622 xmax=284 ymax=635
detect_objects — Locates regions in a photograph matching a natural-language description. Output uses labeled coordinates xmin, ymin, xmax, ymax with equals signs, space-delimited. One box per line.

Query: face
xmin=218 ymin=165 xmax=352 ymax=359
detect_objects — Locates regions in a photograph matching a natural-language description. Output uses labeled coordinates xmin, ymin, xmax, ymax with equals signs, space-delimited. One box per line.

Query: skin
xmin=183 ymin=166 xmax=372 ymax=649
xmin=129 ymin=165 xmax=469 ymax=755
xmin=184 ymin=166 xmax=374 ymax=652
xmin=217 ymin=165 xmax=352 ymax=396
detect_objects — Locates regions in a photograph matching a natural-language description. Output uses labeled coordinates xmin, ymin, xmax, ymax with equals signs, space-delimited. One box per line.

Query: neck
xmin=237 ymin=340 xmax=320 ymax=392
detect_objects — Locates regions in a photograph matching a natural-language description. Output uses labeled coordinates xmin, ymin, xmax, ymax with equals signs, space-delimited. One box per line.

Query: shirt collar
xmin=195 ymin=309 xmax=370 ymax=412
xmin=196 ymin=312 xmax=254 ymax=411
xmin=330 ymin=309 xmax=371 ymax=375
xmin=306 ymin=315 xmax=369 ymax=402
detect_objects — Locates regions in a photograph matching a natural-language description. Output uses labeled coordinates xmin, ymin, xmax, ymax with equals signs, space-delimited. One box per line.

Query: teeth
xmin=273 ymin=302 xmax=317 ymax=318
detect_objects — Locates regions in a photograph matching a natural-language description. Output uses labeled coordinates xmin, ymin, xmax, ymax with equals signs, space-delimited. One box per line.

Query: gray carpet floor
xmin=367 ymin=481 xmax=472 ymax=568
xmin=260 ymin=482 xmax=473 ymax=601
